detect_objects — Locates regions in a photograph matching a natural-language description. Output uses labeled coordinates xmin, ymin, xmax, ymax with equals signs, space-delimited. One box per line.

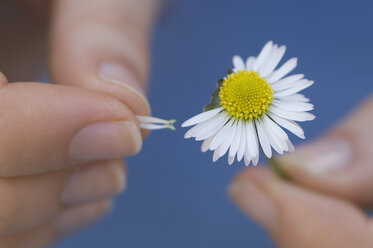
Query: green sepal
xmin=203 ymin=68 xmax=233 ymax=112
xmin=204 ymin=78 xmax=223 ymax=111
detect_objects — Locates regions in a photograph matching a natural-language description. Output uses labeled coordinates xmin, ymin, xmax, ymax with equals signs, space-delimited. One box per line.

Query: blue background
xmin=55 ymin=0 xmax=373 ymax=247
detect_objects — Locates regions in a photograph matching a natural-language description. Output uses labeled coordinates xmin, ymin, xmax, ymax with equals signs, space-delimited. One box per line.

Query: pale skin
xmin=1 ymin=0 xmax=373 ymax=247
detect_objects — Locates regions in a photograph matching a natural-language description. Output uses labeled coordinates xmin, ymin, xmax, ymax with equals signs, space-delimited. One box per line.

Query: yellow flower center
xmin=219 ymin=70 xmax=274 ymax=120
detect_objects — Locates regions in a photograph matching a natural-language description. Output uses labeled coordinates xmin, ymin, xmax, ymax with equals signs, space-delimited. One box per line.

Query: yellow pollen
xmin=219 ymin=70 xmax=274 ymax=120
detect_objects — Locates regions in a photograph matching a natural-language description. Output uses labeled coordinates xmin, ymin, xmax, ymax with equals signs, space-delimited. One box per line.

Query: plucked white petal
xmin=252 ymin=41 xmax=273 ymax=71
xmin=233 ymin=55 xmax=245 ymax=71
xmin=267 ymin=58 xmax=297 ymax=83
xmin=139 ymin=123 xmax=174 ymax=130
xmin=260 ymin=45 xmax=286 ymax=77
xmin=137 ymin=116 xmax=169 ymax=124
xmin=228 ymin=120 xmax=243 ymax=157
xmin=274 ymin=80 xmax=314 ymax=97
xmin=182 ymin=107 xmax=223 ymax=127
xmin=268 ymin=113 xmax=305 ymax=139
xmin=269 ymin=106 xmax=315 ymax=122
xmin=272 ymin=100 xmax=314 ymax=112
xmin=245 ymin=121 xmax=259 ymax=158
xmin=236 ymin=121 xmax=246 ymax=162
xmin=246 ymin=56 xmax=256 ymax=71
xmin=255 ymin=120 xmax=272 ymax=158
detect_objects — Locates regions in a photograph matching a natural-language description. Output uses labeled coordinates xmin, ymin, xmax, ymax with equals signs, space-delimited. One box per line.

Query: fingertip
xmin=229 ymin=167 xmax=278 ymax=232
xmin=0 ymin=71 xmax=8 ymax=86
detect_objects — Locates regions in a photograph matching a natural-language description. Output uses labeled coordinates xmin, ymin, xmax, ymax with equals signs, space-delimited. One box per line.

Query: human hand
xmin=229 ymin=97 xmax=373 ymax=248
xmin=0 ymin=74 xmax=142 ymax=247
xmin=2 ymin=0 xmax=160 ymax=117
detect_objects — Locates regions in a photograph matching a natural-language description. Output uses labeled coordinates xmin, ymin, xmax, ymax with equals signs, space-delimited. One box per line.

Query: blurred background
xmin=53 ymin=0 xmax=373 ymax=247
xmin=2 ymin=0 xmax=373 ymax=247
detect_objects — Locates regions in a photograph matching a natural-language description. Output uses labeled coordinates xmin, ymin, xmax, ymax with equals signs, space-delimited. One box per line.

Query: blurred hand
xmin=229 ymin=97 xmax=373 ymax=248
xmin=0 ymin=73 xmax=142 ymax=247
xmin=0 ymin=0 xmax=161 ymax=246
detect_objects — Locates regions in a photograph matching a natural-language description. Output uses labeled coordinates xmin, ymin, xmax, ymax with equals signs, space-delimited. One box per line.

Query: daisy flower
xmin=182 ymin=41 xmax=315 ymax=166
xmin=137 ymin=116 xmax=176 ymax=130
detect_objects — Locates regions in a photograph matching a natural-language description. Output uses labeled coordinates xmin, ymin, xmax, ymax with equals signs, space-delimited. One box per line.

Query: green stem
xmin=267 ymin=157 xmax=290 ymax=180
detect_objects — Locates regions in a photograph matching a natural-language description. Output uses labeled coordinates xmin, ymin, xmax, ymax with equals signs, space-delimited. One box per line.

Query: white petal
xmin=246 ymin=56 xmax=256 ymax=71
xmin=267 ymin=58 xmax=297 ymax=83
xmin=269 ymin=106 xmax=315 ymax=122
xmin=182 ymin=107 xmax=223 ymax=127
xmin=233 ymin=55 xmax=245 ymax=71
xmin=258 ymin=44 xmax=277 ymax=75
xmin=271 ymin=74 xmax=304 ymax=89
xmin=201 ymin=134 xmax=215 ymax=152
xmin=213 ymin=147 xmax=221 ymax=162
xmin=273 ymin=100 xmax=314 ymax=112
xmin=218 ymin=121 xmax=237 ymax=157
xmin=184 ymin=112 xmax=225 ymax=139
xmin=277 ymin=93 xmax=310 ymax=103
xmin=244 ymin=156 xmax=251 ymax=166
xmin=274 ymin=80 xmax=314 ymax=97
xmin=255 ymin=120 xmax=272 ymax=158
xmin=286 ymin=139 xmax=295 ymax=153
xmin=209 ymin=119 xmax=234 ymax=150
xmin=237 ymin=121 xmax=246 ymax=162
xmin=259 ymin=118 xmax=285 ymax=154
xmin=261 ymin=45 xmax=286 ymax=77
xmin=228 ymin=155 xmax=235 ymax=165
xmin=245 ymin=121 xmax=259 ymax=158
xmin=229 ymin=120 xmax=243 ymax=157
xmin=252 ymin=41 xmax=273 ymax=71
xmin=137 ymin=116 xmax=170 ymax=124
xmin=262 ymin=114 xmax=289 ymax=140
xmin=193 ymin=113 xmax=230 ymax=141
xmin=139 ymin=123 xmax=173 ymax=130
xmin=268 ymin=113 xmax=305 ymax=139
xmin=252 ymin=154 xmax=259 ymax=166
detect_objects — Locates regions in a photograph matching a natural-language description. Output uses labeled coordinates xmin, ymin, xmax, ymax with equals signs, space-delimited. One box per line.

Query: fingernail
xmin=62 ymin=161 xmax=126 ymax=205
xmin=98 ymin=62 xmax=146 ymax=98
xmin=276 ymin=139 xmax=352 ymax=174
xmin=55 ymin=200 xmax=113 ymax=237
xmin=228 ymin=181 xmax=277 ymax=231
xmin=69 ymin=121 xmax=142 ymax=162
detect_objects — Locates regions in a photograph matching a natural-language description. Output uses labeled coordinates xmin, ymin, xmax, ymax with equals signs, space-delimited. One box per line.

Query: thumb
xmin=274 ymin=96 xmax=373 ymax=206
xmin=229 ymin=168 xmax=373 ymax=248
xmin=49 ymin=0 xmax=161 ymax=116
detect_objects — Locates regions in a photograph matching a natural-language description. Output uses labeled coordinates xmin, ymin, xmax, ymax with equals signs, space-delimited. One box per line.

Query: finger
xmin=229 ymin=167 xmax=373 ymax=248
xmin=0 ymin=82 xmax=141 ymax=177
xmin=49 ymin=0 xmax=161 ymax=117
xmin=0 ymin=160 xmax=125 ymax=236
xmin=0 ymin=199 xmax=112 ymax=248
xmin=273 ymin=96 xmax=373 ymax=206
xmin=0 ymin=71 xmax=8 ymax=85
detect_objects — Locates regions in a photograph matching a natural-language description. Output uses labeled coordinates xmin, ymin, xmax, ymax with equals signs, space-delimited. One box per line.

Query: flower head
xmin=182 ymin=41 xmax=315 ymax=166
